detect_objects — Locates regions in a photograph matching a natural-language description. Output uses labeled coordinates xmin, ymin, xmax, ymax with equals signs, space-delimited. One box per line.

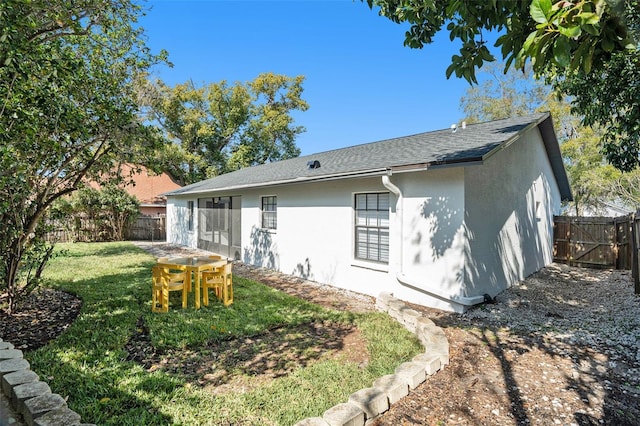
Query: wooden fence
xmin=553 ymin=214 xmax=640 ymax=293
xmin=45 ymin=216 xmax=109 ymax=243
xmin=125 ymin=216 xmax=166 ymax=241
xmin=46 ymin=215 xmax=166 ymax=243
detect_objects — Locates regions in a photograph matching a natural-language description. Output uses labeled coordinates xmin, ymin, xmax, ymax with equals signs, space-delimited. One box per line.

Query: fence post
xmin=568 ymin=216 xmax=574 ymax=265
xmin=633 ymin=211 xmax=640 ymax=295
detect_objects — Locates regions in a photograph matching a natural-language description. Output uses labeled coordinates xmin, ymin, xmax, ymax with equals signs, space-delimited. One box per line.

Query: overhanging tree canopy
xmin=365 ymin=0 xmax=635 ymax=82
xmin=0 ymin=0 xmax=164 ymax=313
xmin=365 ymin=0 xmax=640 ymax=170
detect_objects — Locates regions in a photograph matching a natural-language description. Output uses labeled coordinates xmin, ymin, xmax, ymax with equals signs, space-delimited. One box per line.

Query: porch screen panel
xmin=197 ymin=196 xmax=241 ymax=258
xmin=355 ymin=193 xmax=389 ymax=263
xmin=214 ymin=197 xmax=229 ymax=246
xmin=197 ymin=198 xmax=214 ymax=252
xmin=230 ymin=196 xmax=241 ymax=260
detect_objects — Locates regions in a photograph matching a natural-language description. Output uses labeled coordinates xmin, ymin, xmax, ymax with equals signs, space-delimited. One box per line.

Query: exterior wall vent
xmin=307 ymin=160 xmax=321 ymax=169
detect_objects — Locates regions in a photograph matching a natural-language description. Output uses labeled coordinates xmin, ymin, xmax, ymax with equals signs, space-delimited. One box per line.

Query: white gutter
xmin=381 ymin=172 xmax=488 ymax=307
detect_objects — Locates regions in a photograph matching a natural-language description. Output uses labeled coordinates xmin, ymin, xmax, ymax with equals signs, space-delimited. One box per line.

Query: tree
xmin=0 ymin=1 xmax=163 ymax=313
xmin=141 ymin=73 xmax=309 ymax=185
xmin=459 ymin=63 xmax=623 ymax=215
xmin=364 ymin=0 xmax=640 ymax=171
xmin=555 ymin=1 xmax=640 ymax=171
xmin=71 ymin=186 xmax=140 ymax=241
xmin=365 ymin=0 xmax=635 ymax=82
xmin=558 ymin=125 xmax=623 ymax=215
xmin=460 ymin=65 xmax=549 ymax=123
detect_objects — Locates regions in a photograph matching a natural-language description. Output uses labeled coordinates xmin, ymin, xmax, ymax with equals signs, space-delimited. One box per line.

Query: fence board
xmin=125 ymin=216 xmax=166 ymax=241
xmin=45 ymin=215 xmax=166 ymax=243
xmin=553 ymin=215 xmax=632 ymax=270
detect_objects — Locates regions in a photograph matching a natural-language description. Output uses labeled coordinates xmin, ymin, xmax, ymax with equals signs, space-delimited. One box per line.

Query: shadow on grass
xmin=127 ymin=318 xmax=361 ymax=390
xmin=29 ymin=260 xmax=179 ymax=424
xmin=31 ymin=358 xmax=178 ymax=425
xmin=32 ymin=242 xmax=378 ymax=424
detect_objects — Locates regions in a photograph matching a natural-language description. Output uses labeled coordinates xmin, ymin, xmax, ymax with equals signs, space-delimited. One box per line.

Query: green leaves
xmin=530 ymin=0 xmax=552 ymax=25
xmin=518 ymin=0 xmax=637 ymax=78
xmin=579 ymin=12 xmax=600 ymax=26
xmin=0 ymin=0 xmax=162 ymax=312
xmin=69 ymin=185 xmax=140 ymax=241
xmin=365 ymin=0 xmax=636 ymax=90
xmin=146 ymin=73 xmax=308 ymax=185
xmin=553 ymin=35 xmax=571 ymax=67
xmin=559 ymin=48 xmax=640 ymax=173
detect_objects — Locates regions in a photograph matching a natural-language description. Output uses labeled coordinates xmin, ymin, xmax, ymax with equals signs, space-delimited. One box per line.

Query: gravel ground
xmin=374 ymin=263 xmax=640 ymax=425
xmin=465 ymin=264 xmax=640 ymax=381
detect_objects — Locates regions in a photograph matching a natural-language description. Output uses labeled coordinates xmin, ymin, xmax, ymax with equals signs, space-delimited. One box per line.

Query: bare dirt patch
xmin=371 ymin=264 xmax=640 ymax=426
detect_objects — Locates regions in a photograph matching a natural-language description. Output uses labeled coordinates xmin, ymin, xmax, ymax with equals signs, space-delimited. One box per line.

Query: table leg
xmin=194 ymin=268 xmax=201 ymax=309
xmin=222 ymin=277 xmax=228 ymax=305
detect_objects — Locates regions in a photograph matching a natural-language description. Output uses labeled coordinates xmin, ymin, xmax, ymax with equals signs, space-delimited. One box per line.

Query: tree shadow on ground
xmin=125 ymin=318 xmax=367 ymax=392
xmin=425 ymin=264 xmax=640 ymax=426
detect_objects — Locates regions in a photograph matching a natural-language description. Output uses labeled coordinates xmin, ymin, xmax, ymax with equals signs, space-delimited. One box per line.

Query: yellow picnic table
xmin=156 ymin=256 xmax=228 ymax=309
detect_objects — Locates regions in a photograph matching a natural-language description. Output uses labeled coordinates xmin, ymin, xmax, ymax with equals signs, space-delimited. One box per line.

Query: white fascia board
xmin=168 ymin=168 xmax=389 ymax=197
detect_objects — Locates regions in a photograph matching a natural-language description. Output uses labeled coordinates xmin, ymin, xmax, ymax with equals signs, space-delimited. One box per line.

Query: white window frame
xmin=354 ymin=192 xmax=390 ymax=264
xmin=261 ymin=195 xmax=277 ymax=230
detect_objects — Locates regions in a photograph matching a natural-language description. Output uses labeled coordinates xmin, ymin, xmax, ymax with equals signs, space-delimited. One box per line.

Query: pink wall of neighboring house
xmin=91 ymin=164 xmax=182 ymax=216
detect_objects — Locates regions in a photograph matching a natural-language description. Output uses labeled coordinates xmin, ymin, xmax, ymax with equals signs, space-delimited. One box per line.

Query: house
xmin=164 ymin=112 xmax=572 ymax=312
xmin=90 ymin=163 xmax=182 ymax=216
xmin=121 ymin=164 xmax=182 ymax=216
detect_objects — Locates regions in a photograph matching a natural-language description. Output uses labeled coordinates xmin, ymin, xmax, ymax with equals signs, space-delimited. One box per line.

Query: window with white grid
xmin=354 ymin=192 xmax=389 ymax=263
xmin=261 ymin=196 xmax=277 ymax=230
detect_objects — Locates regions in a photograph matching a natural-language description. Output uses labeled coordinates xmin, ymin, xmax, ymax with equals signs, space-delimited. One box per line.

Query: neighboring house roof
xmin=91 ymin=164 xmax=182 ymax=206
xmin=166 ymin=112 xmax=572 ymax=201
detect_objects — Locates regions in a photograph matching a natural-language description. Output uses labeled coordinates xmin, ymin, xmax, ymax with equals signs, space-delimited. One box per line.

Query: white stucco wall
xmin=235 ymin=171 xmax=470 ymax=311
xmin=386 ymin=168 xmax=469 ymax=311
xmin=240 ymin=178 xmax=390 ymax=296
xmin=164 ymin=124 xmax=566 ymax=313
xmin=464 ymin=127 xmax=562 ymax=298
xmin=166 ymin=197 xmax=197 ymax=248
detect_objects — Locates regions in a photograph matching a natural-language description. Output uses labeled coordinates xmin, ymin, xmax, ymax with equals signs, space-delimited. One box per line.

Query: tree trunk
xmin=4 ymin=242 xmax=23 ymax=315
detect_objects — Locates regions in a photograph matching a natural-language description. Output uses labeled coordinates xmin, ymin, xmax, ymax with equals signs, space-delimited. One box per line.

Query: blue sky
xmin=139 ymin=0 xmax=480 ymax=156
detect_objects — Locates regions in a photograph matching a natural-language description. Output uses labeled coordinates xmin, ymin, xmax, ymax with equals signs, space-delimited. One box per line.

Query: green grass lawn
xmin=30 ymin=242 xmax=422 ymax=425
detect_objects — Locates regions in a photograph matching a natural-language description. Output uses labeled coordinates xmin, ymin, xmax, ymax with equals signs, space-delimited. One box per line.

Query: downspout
xmin=381 ymin=173 xmax=488 ymax=307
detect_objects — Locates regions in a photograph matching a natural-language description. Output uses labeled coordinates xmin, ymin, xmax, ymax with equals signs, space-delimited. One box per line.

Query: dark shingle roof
xmin=166 ymin=112 xmax=572 ymax=201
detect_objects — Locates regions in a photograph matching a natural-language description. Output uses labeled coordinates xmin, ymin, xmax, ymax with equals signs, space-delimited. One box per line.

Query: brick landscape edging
xmin=0 ymin=338 xmax=93 ymax=426
xmin=294 ymin=291 xmax=450 ymax=426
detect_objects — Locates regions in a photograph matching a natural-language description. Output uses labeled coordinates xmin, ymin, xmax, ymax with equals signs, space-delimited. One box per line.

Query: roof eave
xmin=389 ymin=158 xmax=485 ymax=174
xmin=165 ymin=168 xmax=390 ymax=197
xmin=470 ymin=112 xmax=572 ymax=202
xmin=167 ymin=158 xmax=495 ymax=197
xmin=480 ymin=115 xmax=545 ymax=163
xmin=538 ymin=114 xmax=573 ymax=202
